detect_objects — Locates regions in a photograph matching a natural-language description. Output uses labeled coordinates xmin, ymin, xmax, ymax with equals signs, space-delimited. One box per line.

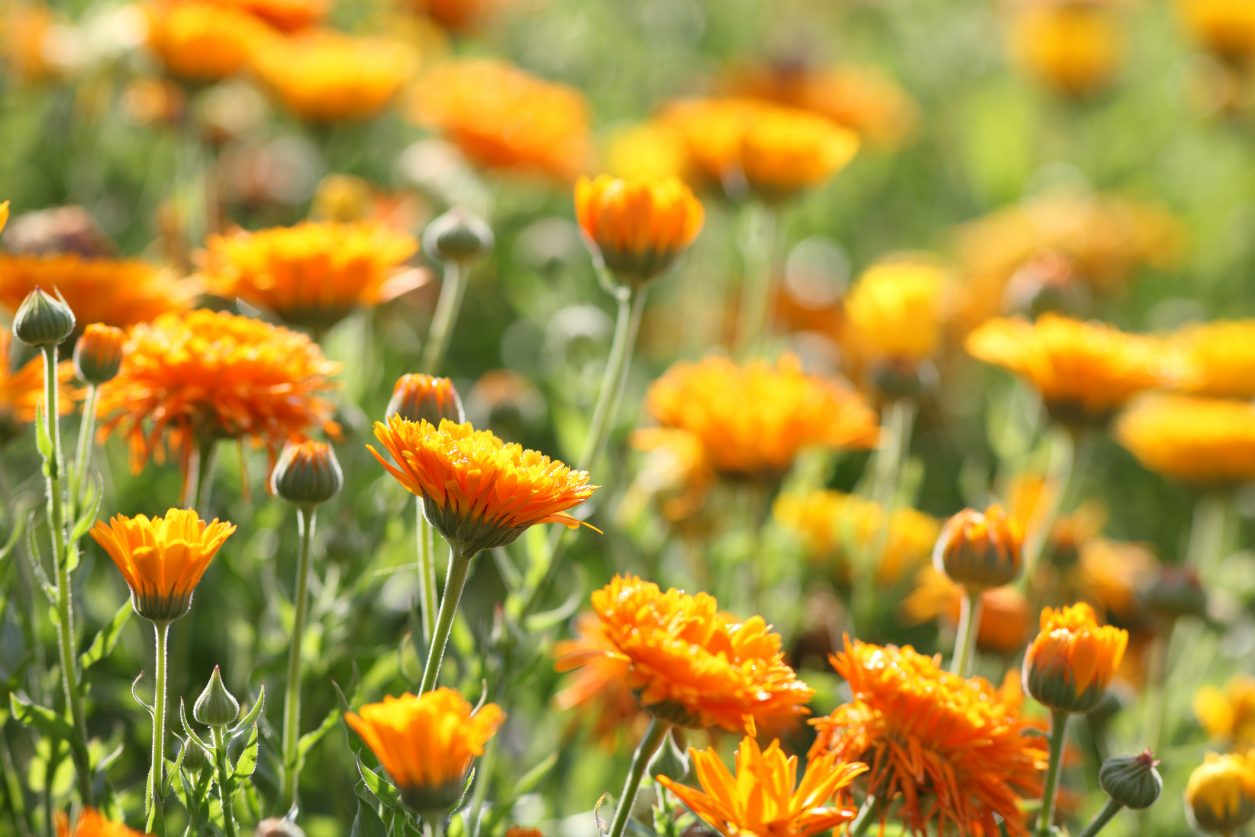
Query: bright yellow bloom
xmin=1196 ymin=678 xmax=1255 ymax=751
xmin=1009 ymin=0 xmax=1124 ymax=97
xmin=57 ymin=808 xmax=151 ymax=837
xmin=368 ymin=417 xmax=597 ymax=555
xmin=250 ymin=31 xmax=417 ymax=122
xmin=843 ymin=256 xmax=948 ymax=364
xmin=645 ymin=354 xmax=878 ymax=480
xmin=345 ymin=689 xmax=504 ymax=815
xmin=902 ymin=569 xmax=1032 ymax=655
xmin=0 ymin=330 xmax=78 ymax=445
xmin=0 ymin=253 xmax=196 ymax=329
xmin=810 ymin=640 xmax=1046 ymax=836
xmin=97 ymin=310 xmax=339 ymax=474
xmin=144 ymin=1 xmax=272 ymax=82
xmin=410 ymin=59 xmax=592 ymax=182
xmin=1177 ymin=0 xmax=1255 ymax=63
xmin=1170 ymin=320 xmax=1255 ymax=398
xmin=966 ymin=314 xmax=1166 ymax=425
xmin=574 ymin=174 xmax=704 ymax=285
xmin=200 ymin=221 xmax=419 ymax=330
xmin=656 ymin=737 xmax=868 ymax=837
xmin=1186 ymin=752 xmax=1255 ymax=835
xmin=603 ymin=121 xmax=691 ymax=181
xmin=1023 ymin=602 xmax=1127 ymax=713
xmin=1115 ymin=394 xmax=1255 ymax=487
xmin=556 ymin=575 xmax=814 ymax=733
xmin=739 ymin=106 xmax=859 ymax=202
xmin=90 ymin=509 xmax=236 ymax=624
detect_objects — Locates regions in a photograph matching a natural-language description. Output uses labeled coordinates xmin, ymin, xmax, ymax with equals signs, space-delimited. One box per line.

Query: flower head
xmin=656 ymin=737 xmax=868 ymax=837
xmin=739 ymin=106 xmax=859 ymax=201
xmin=90 ymin=509 xmax=236 ymax=624
xmin=57 ymin=808 xmax=151 ymax=837
xmin=271 ymin=439 xmax=342 ymax=507
xmin=1186 ymin=752 xmax=1255 ymax=835
xmin=144 ymin=1 xmax=272 ymax=82
xmin=200 ymin=221 xmax=419 ymax=331
xmin=556 ymin=575 xmax=813 ymax=733
xmin=1024 ymin=602 xmax=1127 ymax=713
xmin=0 ymin=329 xmax=78 ymax=445
xmin=843 ymin=256 xmax=948 ymax=366
xmin=97 ymin=309 xmax=339 ymax=474
xmin=966 ymin=314 xmax=1165 ymax=425
xmin=345 ymin=689 xmax=504 ymax=816
xmin=574 ymin=174 xmax=704 ymax=286
xmin=1009 ymin=0 xmax=1124 ymax=97
xmin=553 ymin=612 xmax=647 ymax=747
xmin=810 ymin=639 xmax=1047 ymax=836
xmin=368 ymin=417 xmax=596 ymax=555
xmin=1196 ymin=677 xmax=1255 ymax=751
xmin=645 ymin=354 xmax=878 ymax=481
xmin=387 ymin=373 xmax=464 ymax=424
xmin=74 ymin=323 xmax=127 ymax=385
xmin=660 ymin=97 xmax=764 ymax=190
xmin=1115 ymin=394 xmax=1255 ymax=488
xmin=934 ymin=505 xmax=1023 ymax=591
xmin=1171 ymin=320 xmax=1255 ymax=398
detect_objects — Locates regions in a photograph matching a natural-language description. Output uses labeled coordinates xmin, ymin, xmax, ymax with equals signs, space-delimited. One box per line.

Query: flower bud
xmin=12 ymin=286 xmax=75 ymax=347
xmin=1142 ymin=566 xmax=1207 ymax=624
xmin=423 ymin=208 xmax=493 ymax=266
xmin=1100 ymin=750 xmax=1162 ymax=810
xmin=868 ymin=357 xmax=937 ymax=403
xmin=934 ymin=505 xmax=1023 ymax=591
xmin=73 ymin=323 xmax=126 ymax=384
xmin=1186 ymin=753 xmax=1255 ymax=835
xmin=256 ymin=819 xmax=307 ymax=837
xmin=180 ymin=736 xmax=210 ymax=774
xmin=387 ymin=373 xmax=464 ymax=425
xmin=271 ymin=441 xmax=343 ymax=508
xmin=193 ymin=665 xmax=240 ymax=727
xmin=1024 ymin=602 xmax=1127 ymax=714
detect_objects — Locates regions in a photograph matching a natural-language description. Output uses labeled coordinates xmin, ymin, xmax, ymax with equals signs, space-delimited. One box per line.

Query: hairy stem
xmin=606 ymin=719 xmax=668 ymax=837
xmin=418 ymin=548 xmax=473 ymax=694
xmin=281 ymin=507 xmax=317 ymax=807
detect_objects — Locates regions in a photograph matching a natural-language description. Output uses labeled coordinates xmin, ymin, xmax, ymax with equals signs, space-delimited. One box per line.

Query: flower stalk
xmin=951 ymin=587 xmax=984 ymax=677
xmin=211 ymin=724 xmax=239 ymax=837
xmin=1022 ymin=426 xmax=1077 ymax=580
xmin=147 ymin=622 xmax=170 ymax=833
xmin=281 ymin=506 xmax=317 ymax=807
xmin=68 ymin=383 xmax=99 ymax=515
xmin=415 ymin=505 xmax=438 ymax=645
xmin=1077 ymin=798 xmax=1124 ymax=837
xmin=606 ymin=718 xmax=669 ymax=837
xmin=420 ymin=259 xmax=466 ymax=376
xmin=733 ymin=202 xmax=778 ymax=357
xmin=1038 ymin=709 xmax=1070 ymax=837
xmin=418 ymin=547 xmax=474 ymax=694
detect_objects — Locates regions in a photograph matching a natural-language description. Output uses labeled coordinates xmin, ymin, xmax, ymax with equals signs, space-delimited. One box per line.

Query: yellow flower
xmin=0 ymin=201 xmax=8 ymax=232
xmin=1009 ymin=0 xmax=1124 ymax=97
xmin=1115 ymin=394 xmax=1255 ymax=487
xmin=368 ymin=417 xmax=597 ymax=555
xmin=345 ymin=689 xmax=504 ymax=816
xmin=574 ymin=174 xmax=704 ymax=286
xmin=644 ymin=354 xmax=878 ymax=481
xmin=843 ymin=255 xmax=948 ymax=365
xmin=556 ymin=575 xmax=813 ymax=733
xmin=603 ymin=121 xmax=691 ymax=181
xmin=1196 ymin=678 xmax=1255 ymax=751
xmin=1186 ymin=752 xmax=1255 ymax=835
xmin=661 ymin=97 xmax=765 ymax=190
xmin=410 ymin=59 xmax=592 ymax=182
xmin=966 ymin=314 xmax=1166 ymax=425
xmin=1178 ymin=0 xmax=1255 ymax=63
xmin=0 ymin=329 xmax=78 ymax=445
xmin=90 ymin=509 xmax=236 ymax=624
xmin=144 ymin=1 xmax=272 ymax=82
xmin=656 ymin=737 xmax=867 ymax=837
xmin=250 ymin=31 xmax=417 ymax=122
xmin=1170 ymin=320 xmax=1255 ymax=398
xmin=1023 ymin=602 xmax=1128 ymax=713
xmin=200 ymin=221 xmax=419 ymax=330
xmin=739 ymin=106 xmax=859 ymax=202
xmin=57 ymin=808 xmax=151 ymax=837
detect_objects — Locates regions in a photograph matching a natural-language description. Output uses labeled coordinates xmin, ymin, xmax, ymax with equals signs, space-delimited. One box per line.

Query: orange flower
xmin=1115 ymin=394 xmax=1255 ymax=487
xmin=368 ymin=417 xmax=597 ymax=555
xmin=0 ymin=329 xmax=77 ymax=445
xmin=387 ymin=373 xmax=464 ymax=424
xmin=661 ymin=97 xmax=764 ymax=189
xmin=1170 ymin=320 xmax=1255 ymax=398
xmin=810 ymin=639 xmax=1047 ymax=836
xmin=1177 ymin=0 xmax=1255 ymax=63
xmin=553 ymin=612 xmax=647 ymax=747
xmin=200 ymin=221 xmax=419 ymax=330
xmin=144 ymin=1 xmax=272 ymax=82
xmin=223 ymin=0 xmax=326 ymax=32
xmin=2 ymin=4 xmax=62 ymax=85
xmin=656 ymin=737 xmax=868 ymax=836
xmin=574 ymin=174 xmax=704 ymax=286
xmin=1023 ymin=602 xmax=1127 ymax=713
xmin=250 ymin=31 xmax=417 ymax=122
xmin=57 ymin=808 xmax=151 ymax=837
xmin=408 ymin=0 xmax=507 ymax=31
xmin=0 ymin=253 xmax=196 ymax=330
xmin=1008 ymin=0 xmax=1124 ymax=97
xmin=345 ymin=689 xmax=504 ymax=816
xmin=90 ymin=509 xmax=236 ymax=624
xmin=644 ymin=354 xmax=878 ymax=480
xmin=934 ymin=505 xmax=1023 ymax=591
xmin=557 ymin=575 xmax=813 ymax=733
xmin=902 ymin=570 xmax=1032 ymax=655
xmin=410 ymin=59 xmax=592 ymax=182
xmin=628 ymin=427 xmax=715 ymax=524
xmin=97 ymin=310 xmax=339 ymax=474
xmin=74 ymin=323 xmax=127 ymax=385
xmin=966 ymin=314 xmax=1166 ymax=425
xmin=739 ymin=106 xmax=859 ymax=202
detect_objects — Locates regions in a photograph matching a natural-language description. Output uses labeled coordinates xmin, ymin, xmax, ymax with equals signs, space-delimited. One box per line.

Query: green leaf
xmin=0 ymin=515 xmax=26 ymax=567
xmin=79 ymin=602 xmax=132 ymax=671
xmin=9 ymin=693 xmax=72 ymax=742
xmin=297 ymin=707 xmax=341 ymax=760
xmin=177 ymin=699 xmax=211 ymax=757
xmin=232 ymin=722 xmax=259 ymax=779
xmin=513 ymin=752 xmax=558 ymax=798
xmin=229 ymin=686 xmax=265 ymax=741
xmin=350 ymin=800 xmax=389 ymax=837
xmin=23 ymin=512 xmax=55 ymax=604
xmin=356 ymin=758 xmax=402 ymax=810
xmin=69 ymin=475 xmax=102 ymax=544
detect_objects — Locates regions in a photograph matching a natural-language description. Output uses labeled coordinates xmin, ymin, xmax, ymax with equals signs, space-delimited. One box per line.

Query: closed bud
xmin=1186 ymin=753 xmax=1255 ymax=835
xmin=180 ymin=736 xmax=210 ymax=774
xmin=934 ymin=505 xmax=1023 ymax=591
xmin=73 ymin=323 xmax=126 ymax=384
xmin=271 ymin=440 xmax=343 ymax=508
xmin=193 ymin=665 xmax=240 ymax=727
xmin=1100 ymin=750 xmax=1162 ymax=810
xmin=1142 ymin=565 xmax=1207 ymax=624
xmin=256 ymin=819 xmax=306 ymax=837
xmin=423 ymin=208 xmax=493 ymax=266
xmin=387 ymin=373 xmax=464 ymax=425
xmin=13 ymin=286 xmax=75 ymax=347
xmin=649 ymin=730 xmax=690 ymax=782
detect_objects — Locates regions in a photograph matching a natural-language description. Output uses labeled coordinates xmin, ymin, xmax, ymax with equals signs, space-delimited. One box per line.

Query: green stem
xmin=1187 ymin=491 xmax=1229 ymax=584
xmin=418 ymin=547 xmax=473 ymax=694
xmin=147 ymin=622 xmax=170 ymax=833
xmin=466 ymin=734 xmax=499 ymax=837
xmin=69 ymin=384 xmax=98 ymax=517
xmin=1077 ymin=799 xmax=1123 ymax=837
xmin=733 ymin=202 xmax=778 ymax=356
xmin=606 ymin=719 xmax=669 ymax=837
xmin=281 ymin=507 xmax=317 ymax=808
xmin=212 ymin=725 xmax=239 ymax=837
xmin=850 ymin=794 xmax=888 ymax=837
xmin=420 ymin=259 xmax=466 ymax=376
xmin=183 ymin=438 xmax=217 ymax=515
xmin=1022 ymin=427 xmax=1076 ymax=582
xmin=950 ymin=587 xmax=984 ymax=677
xmin=40 ymin=345 xmax=92 ymax=805
xmin=1038 ymin=709 xmax=1070 ymax=837
xmin=0 ymin=727 xmax=29 ymax=836
xmin=416 ymin=504 xmax=438 ymax=646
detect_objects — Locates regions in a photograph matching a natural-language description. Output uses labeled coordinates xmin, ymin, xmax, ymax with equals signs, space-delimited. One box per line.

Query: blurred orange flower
xmin=902 ymin=570 xmax=1032 ymax=655
xmin=0 ymin=329 xmax=77 ymax=444
xmin=1115 ymin=394 xmax=1255 ymax=487
xmin=2 ymin=4 xmax=60 ymax=85
xmin=1177 ymin=0 xmax=1255 ymax=63
xmin=739 ymin=106 xmax=859 ymax=202
xmin=144 ymin=1 xmax=272 ymax=82
xmin=843 ymin=255 xmax=949 ymax=368
xmin=1024 ymin=602 xmax=1127 ymax=713
xmin=408 ymin=0 xmax=507 ymax=31
xmin=1169 ymin=320 xmax=1255 ymax=398
xmin=1196 ymin=677 xmax=1255 ymax=751
xmin=223 ymin=0 xmax=327 ymax=31
xmin=574 ymin=174 xmax=704 ymax=285
xmin=553 ymin=612 xmax=647 ymax=747
xmin=1009 ymin=0 xmax=1124 ymax=97
xmin=57 ymin=808 xmax=151 ymax=837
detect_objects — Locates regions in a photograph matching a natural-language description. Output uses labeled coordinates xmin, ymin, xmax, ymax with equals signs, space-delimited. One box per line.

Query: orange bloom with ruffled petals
xmin=575 ymin=174 xmax=704 ymax=285
xmin=57 ymin=808 xmax=151 ymax=837
xmin=0 ymin=330 xmax=78 ymax=444
xmin=553 ymin=612 xmax=647 ymax=747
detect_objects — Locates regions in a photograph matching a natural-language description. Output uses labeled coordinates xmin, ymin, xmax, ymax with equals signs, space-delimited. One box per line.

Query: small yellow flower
xmin=1186 ymin=752 xmax=1255 ymax=835
xmin=1115 ymin=394 xmax=1255 ymax=487
xmin=1009 ymin=0 xmax=1124 ymax=97
xmin=843 ymin=255 xmax=948 ymax=369
xmin=1023 ymin=602 xmax=1128 ymax=713
xmin=1170 ymin=320 xmax=1255 ymax=398
xmin=739 ymin=106 xmax=859 ymax=202
xmin=1196 ymin=678 xmax=1255 ymax=751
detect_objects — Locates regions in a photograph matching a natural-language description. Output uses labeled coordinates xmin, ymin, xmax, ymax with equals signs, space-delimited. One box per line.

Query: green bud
xmin=271 ymin=441 xmax=343 ymax=508
xmin=180 ymin=736 xmax=210 ymax=774
xmin=423 ymin=208 xmax=493 ymax=265
xmin=12 ymin=287 xmax=75 ymax=347
xmin=1100 ymin=750 xmax=1162 ymax=810
xmin=194 ymin=665 xmax=240 ymax=727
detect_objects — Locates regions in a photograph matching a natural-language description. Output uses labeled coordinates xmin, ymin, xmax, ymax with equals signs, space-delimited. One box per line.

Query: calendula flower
xmin=144 ymin=1 xmax=272 ymax=82
xmin=1115 ymin=394 xmax=1255 ymax=487
xmin=902 ymin=569 xmax=1032 ymax=655
xmin=1009 ymin=0 xmax=1124 ymax=97
xmin=368 ymin=417 xmax=596 ymax=555
xmin=0 ymin=253 xmax=196 ymax=330
xmin=250 ymin=31 xmax=417 ymax=122
xmin=1197 ymin=678 xmax=1255 ymax=751
xmin=628 ymin=427 xmax=715 ymax=524
xmin=387 ymin=373 xmax=464 ymax=424
xmin=574 ymin=174 xmax=704 ymax=286
xmin=410 ymin=59 xmax=592 ymax=182
xmin=97 ymin=309 xmax=339 ymax=474
xmin=556 ymin=575 xmax=813 ymax=733
xmin=966 ymin=314 xmax=1165 ymax=425
xmin=1186 ymin=752 xmax=1255 ymax=835
xmin=739 ymin=106 xmax=859 ymax=202
xmin=1169 ymin=320 xmax=1255 ymax=398
xmin=644 ymin=354 xmax=878 ymax=481
xmin=656 ymin=737 xmax=868 ymax=837
xmin=57 ymin=808 xmax=150 ymax=837
xmin=553 ymin=612 xmax=647 ymax=747
xmin=1177 ymin=0 xmax=1255 ymax=64
xmin=0 ymin=329 xmax=77 ymax=445
xmin=661 ymin=97 xmax=765 ymax=190
xmin=90 ymin=509 xmax=236 ymax=624
xmin=810 ymin=640 xmax=1046 ymax=836
xmin=74 ymin=323 xmax=127 ymax=385
xmin=934 ymin=505 xmax=1024 ymax=591
xmin=200 ymin=221 xmax=419 ymax=331
xmin=345 ymin=689 xmax=504 ymax=816
xmin=1024 ymin=602 xmax=1127 ymax=713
